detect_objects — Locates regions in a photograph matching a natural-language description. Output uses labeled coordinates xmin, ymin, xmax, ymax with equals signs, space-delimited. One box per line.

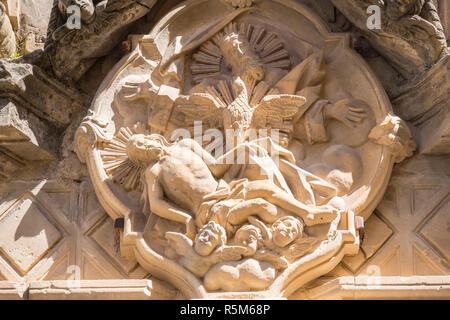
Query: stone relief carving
xmin=44 ymin=0 xmax=156 ymax=82
xmin=221 ymin=0 xmax=255 ymax=8
xmin=331 ymin=0 xmax=448 ymax=79
xmin=75 ymin=0 xmax=415 ymax=298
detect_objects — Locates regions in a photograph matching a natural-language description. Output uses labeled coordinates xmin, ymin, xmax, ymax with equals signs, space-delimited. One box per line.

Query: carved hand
xmin=325 ymin=98 xmax=366 ymax=128
xmin=119 ymin=80 xmax=153 ymax=102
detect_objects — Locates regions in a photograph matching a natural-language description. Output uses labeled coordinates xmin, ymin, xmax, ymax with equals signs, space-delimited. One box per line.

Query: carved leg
xmin=227 ymin=198 xmax=282 ymax=225
xmin=244 ymin=180 xmax=338 ymax=226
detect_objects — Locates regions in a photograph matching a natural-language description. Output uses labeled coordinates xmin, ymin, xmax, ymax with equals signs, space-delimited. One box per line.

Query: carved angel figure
xmin=249 ymin=216 xmax=319 ymax=263
xmin=199 ymin=216 xmax=318 ymax=292
xmin=165 ymin=222 xmax=247 ymax=277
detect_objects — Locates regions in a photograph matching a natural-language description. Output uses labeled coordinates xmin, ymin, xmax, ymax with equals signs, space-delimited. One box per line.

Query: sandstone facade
xmin=0 ymin=0 xmax=448 ymax=300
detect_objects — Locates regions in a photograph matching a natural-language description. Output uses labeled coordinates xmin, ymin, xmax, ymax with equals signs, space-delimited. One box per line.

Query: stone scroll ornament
xmin=75 ymin=0 xmax=415 ymax=299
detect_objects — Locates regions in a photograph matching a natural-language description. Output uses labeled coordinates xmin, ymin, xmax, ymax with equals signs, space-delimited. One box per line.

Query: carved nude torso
xmin=150 ymin=142 xmax=219 ymax=215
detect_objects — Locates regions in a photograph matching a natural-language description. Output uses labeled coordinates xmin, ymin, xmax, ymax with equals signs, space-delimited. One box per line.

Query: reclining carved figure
xmin=125 ymin=134 xmax=339 ymax=238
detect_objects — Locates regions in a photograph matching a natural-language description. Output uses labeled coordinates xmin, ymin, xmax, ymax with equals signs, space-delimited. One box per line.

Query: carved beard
xmin=220 ymin=32 xmax=265 ymax=82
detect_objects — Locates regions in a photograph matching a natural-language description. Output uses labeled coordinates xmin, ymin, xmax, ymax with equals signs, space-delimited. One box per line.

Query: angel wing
xmin=254 ymin=249 xmax=289 ymax=270
xmin=252 ymin=94 xmax=306 ymax=128
xmin=281 ymin=237 xmax=320 ymax=263
xmin=248 ymin=216 xmax=272 ymax=248
xmin=165 ymin=232 xmax=194 ymax=257
xmin=175 ymin=93 xmax=224 ymax=127
xmin=213 ymin=245 xmax=246 ymax=262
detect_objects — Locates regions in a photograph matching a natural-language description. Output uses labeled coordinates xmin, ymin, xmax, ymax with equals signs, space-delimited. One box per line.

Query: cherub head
xmin=271 ymin=216 xmax=304 ymax=248
xmin=126 ymin=134 xmax=170 ymax=167
xmin=194 ymin=221 xmax=227 ymax=256
xmin=386 ymin=0 xmax=424 ymax=19
xmin=58 ymin=0 xmax=95 ymax=23
xmin=235 ymin=225 xmax=262 ymax=255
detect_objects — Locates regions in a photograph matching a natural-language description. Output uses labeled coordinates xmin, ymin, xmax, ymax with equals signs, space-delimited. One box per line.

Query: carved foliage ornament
xmin=75 ymin=0 xmax=415 ymax=299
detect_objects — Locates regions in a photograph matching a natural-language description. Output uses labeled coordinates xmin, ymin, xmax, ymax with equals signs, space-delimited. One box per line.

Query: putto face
xmin=271 ymin=217 xmax=303 ymax=248
xmin=194 ymin=225 xmax=221 ymax=256
xmin=235 ymin=225 xmax=260 ymax=254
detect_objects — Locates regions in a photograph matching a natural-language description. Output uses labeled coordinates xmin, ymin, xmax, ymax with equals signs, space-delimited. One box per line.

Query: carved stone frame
xmin=75 ymin=0 xmax=405 ymax=298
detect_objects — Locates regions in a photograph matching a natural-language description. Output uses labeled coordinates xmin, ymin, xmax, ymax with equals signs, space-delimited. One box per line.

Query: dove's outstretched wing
xmin=252 ymin=94 xmax=306 ymax=128
xmin=176 ymin=94 xmax=224 ymax=128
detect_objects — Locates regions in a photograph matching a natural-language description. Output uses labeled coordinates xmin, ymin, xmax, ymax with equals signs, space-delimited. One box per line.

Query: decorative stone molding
xmin=2 ymin=276 xmax=448 ymax=300
xmin=28 ymin=279 xmax=178 ymax=300
xmin=290 ymin=276 xmax=450 ymax=300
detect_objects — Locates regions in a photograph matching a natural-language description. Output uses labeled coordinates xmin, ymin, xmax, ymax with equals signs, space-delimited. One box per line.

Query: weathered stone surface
xmin=0 ymin=0 xmax=19 ymax=30
xmin=45 ymin=0 xmax=158 ymax=83
xmin=332 ymin=0 xmax=448 ymax=79
xmin=0 ymin=194 xmax=62 ymax=275
xmin=0 ymin=2 xmax=15 ymax=58
xmin=0 ymin=100 xmax=57 ymax=160
xmin=0 ymin=60 xmax=88 ymax=127
xmin=28 ymin=279 xmax=178 ymax=300
xmin=290 ymin=276 xmax=450 ymax=299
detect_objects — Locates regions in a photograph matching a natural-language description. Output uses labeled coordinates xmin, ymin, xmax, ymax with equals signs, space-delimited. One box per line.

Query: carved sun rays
xmin=191 ymin=22 xmax=291 ymax=84
xmin=99 ymin=127 xmax=143 ymax=192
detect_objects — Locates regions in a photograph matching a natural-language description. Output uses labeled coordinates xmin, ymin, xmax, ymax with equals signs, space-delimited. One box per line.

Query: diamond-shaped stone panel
xmin=342 ymin=213 xmax=393 ymax=273
xmin=0 ymin=195 xmax=62 ymax=275
xmin=412 ymin=186 xmax=441 ymax=214
xmin=419 ymin=195 xmax=450 ymax=264
xmin=88 ymin=216 xmax=138 ymax=274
